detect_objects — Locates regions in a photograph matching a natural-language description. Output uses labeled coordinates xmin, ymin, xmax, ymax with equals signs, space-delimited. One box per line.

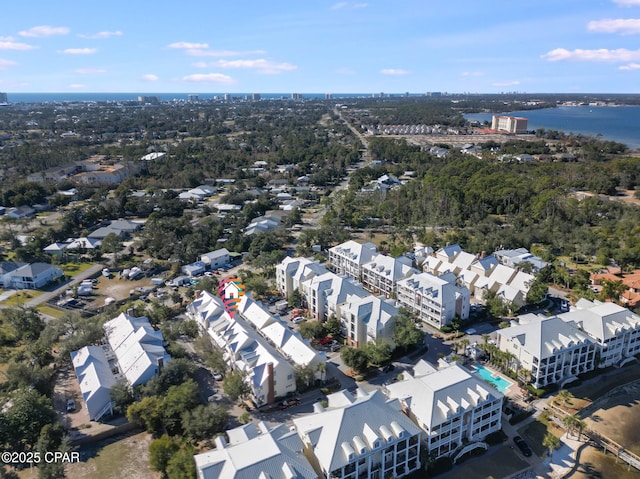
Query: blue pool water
xmin=473 ymin=365 xmax=513 ymax=394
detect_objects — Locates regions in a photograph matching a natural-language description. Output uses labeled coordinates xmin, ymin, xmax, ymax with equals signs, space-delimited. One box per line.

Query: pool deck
xmin=472 ymin=363 xmax=518 ymax=396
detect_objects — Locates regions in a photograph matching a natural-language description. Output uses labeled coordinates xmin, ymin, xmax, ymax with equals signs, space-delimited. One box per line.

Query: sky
xmin=1 ymin=0 xmax=640 ymax=94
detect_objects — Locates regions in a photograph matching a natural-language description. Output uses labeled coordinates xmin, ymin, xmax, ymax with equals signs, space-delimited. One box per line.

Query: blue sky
xmin=2 ymin=0 xmax=640 ymax=94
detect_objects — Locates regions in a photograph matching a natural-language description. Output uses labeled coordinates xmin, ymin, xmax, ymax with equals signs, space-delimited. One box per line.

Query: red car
xmin=319 ymin=337 xmax=333 ymax=345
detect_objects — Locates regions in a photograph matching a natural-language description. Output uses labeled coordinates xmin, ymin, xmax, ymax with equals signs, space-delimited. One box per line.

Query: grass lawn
xmin=60 ymin=262 xmax=98 ymax=277
xmin=36 ymin=304 xmax=66 ymax=319
xmin=57 ymin=432 xmax=160 ymax=479
xmin=0 ymin=289 xmax=43 ymax=306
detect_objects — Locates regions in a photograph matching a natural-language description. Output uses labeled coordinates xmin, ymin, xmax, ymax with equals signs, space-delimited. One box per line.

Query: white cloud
xmin=614 ymin=0 xmax=640 ymax=6
xmin=78 ymin=30 xmax=123 ymax=39
xmin=0 ymin=40 xmax=36 ymax=51
xmin=58 ymin=48 xmax=97 ymax=55
xmin=541 ymin=47 xmax=640 ymax=62
xmin=0 ymin=58 xmax=17 ymax=70
xmin=75 ymin=68 xmax=107 ymax=74
xmin=182 ymin=73 xmax=236 ymax=85
xmin=19 ymin=25 xmax=69 ymax=38
xmin=380 ymin=68 xmax=410 ymax=75
xmin=461 ymin=71 xmax=485 ymax=77
xmin=68 ymin=84 xmax=86 ymax=89
xmin=142 ymin=74 xmax=159 ymax=81
xmin=168 ymin=41 xmax=209 ymax=49
xmin=588 ymin=18 xmax=640 ymax=34
xmin=330 ymin=2 xmax=368 ymax=9
xmin=619 ymin=62 xmax=640 ymax=69
xmin=185 ymin=48 xmax=266 ymax=57
xmin=492 ymin=80 xmax=521 ymax=87
xmin=214 ymin=58 xmax=297 ymax=74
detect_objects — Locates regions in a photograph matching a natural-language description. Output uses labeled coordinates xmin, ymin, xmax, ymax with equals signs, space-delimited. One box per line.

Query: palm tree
xmin=562 ymin=414 xmax=579 ymax=438
xmin=459 ymin=338 xmax=470 ymax=355
xmin=556 ymin=389 xmax=573 ymax=406
xmin=543 ymin=433 xmax=560 ymax=459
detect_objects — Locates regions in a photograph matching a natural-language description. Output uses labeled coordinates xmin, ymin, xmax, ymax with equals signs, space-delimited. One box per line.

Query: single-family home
xmin=200 ymin=248 xmax=230 ymax=270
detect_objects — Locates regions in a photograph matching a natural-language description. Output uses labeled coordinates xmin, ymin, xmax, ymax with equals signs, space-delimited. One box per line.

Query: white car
xmin=212 ymin=371 xmax=223 ymax=381
xmin=291 ymin=316 xmax=306 ymax=324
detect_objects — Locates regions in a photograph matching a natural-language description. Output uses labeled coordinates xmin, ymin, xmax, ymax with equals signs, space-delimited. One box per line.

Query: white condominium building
xmin=385 ymin=360 xmax=503 ymax=459
xmin=361 ymin=254 xmax=416 ymax=299
xmin=396 ymin=272 xmax=470 ymax=328
xmin=560 ymin=299 xmax=640 ymax=368
xmin=337 ymin=292 xmax=398 ymax=349
xmin=328 ymin=240 xmax=378 ymax=280
xmin=194 ymin=421 xmax=317 ymax=479
xmin=293 ymin=389 xmax=422 ymax=479
xmin=497 ymin=313 xmax=596 ymax=388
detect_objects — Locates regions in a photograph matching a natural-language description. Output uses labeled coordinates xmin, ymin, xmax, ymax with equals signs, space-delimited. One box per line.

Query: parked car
xmin=279 ymin=398 xmax=301 ymax=409
xmin=66 ymin=399 xmax=75 ymax=412
xmin=465 ymin=328 xmax=477 ymax=335
xmin=211 ymin=371 xmax=223 ymax=381
xmin=382 ymin=364 xmax=395 ymax=373
xmin=513 ymin=436 xmax=532 ymax=457
xmin=291 ymin=316 xmax=306 ymax=324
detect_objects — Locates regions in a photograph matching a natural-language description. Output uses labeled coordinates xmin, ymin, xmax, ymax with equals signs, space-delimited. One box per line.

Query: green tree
xmin=364 ymin=339 xmax=392 ymax=366
xmin=5 ymin=388 xmax=56 ymax=453
xmin=127 ymin=396 xmax=164 ymax=434
xmin=193 ymin=335 xmax=227 ymax=374
xmin=341 ymin=346 xmax=368 ymax=373
xmin=299 ymin=320 xmax=326 ymax=340
xmin=36 ymin=424 xmax=68 ymax=479
xmin=101 ymin=232 xmax=123 ymax=264
xmin=0 ymin=465 xmax=19 ymax=479
xmin=163 ymin=380 xmax=201 ymax=436
xmin=324 ymin=315 xmax=342 ymax=337
xmin=222 ymin=371 xmax=251 ymax=403
xmin=110 ymin=380 xmax=135 ymax=413
xmin=181 ymin=404 xmax=228 ymax=443
xmin=542 ymin=433 xmax=560 ymax=459
xmin=392 ymin=308 xmax=425 ymax=351
xmin=598 ymin=279 xmax=628 ymax=303
xmin=149 ymin=435 xmax=180 ymax=478
xmin=166 ymin=445 xmax=197 ymax=479
xmin=294 ymin=363 xmax=317 ymax=392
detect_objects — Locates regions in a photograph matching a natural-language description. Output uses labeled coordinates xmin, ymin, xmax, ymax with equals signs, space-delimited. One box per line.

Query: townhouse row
xmin=195 ymin=361 xmax=504 ymax=479
xmin=497 ymin=299 xmax=640 ymax=388
xmin=187 ymin=291 xmax=325 ymax=406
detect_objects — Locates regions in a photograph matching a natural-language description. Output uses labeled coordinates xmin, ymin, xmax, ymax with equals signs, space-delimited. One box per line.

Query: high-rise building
xmin=187 ymin=94 xmax=198 ymax=102
xmin=251 ymin=93 xmax=261 ymax=101
xmin=491 ymin=115 xmax=528 ymax=134
xmin=0 ymin=92 xmax=7 ymax=104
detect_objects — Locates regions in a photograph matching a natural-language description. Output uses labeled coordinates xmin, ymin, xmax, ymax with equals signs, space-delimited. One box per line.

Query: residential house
xmin=7 ymin=205 xmax=35 ymax=219
xmin=70 ymin=345 xmax=117 ymax=421
xmin=236 ymin=295 xmax=326 ymax=381
xmin=385 ymin=360 xmax=503 ymax=459
xmin=293 ymin=389 xmax=422 ymax=479
xmin=328 ymin=241 xmax=377 ymax=280
xmin=103 ymin=312 xmax=171 ymax=387
xmin=200 ymin=248 xmax=230 ymax=269
xmin=396 ymin=272 xmax=470 ymax=328
xmin=187 ymin=291 xmax=296 ymax=405
xmin=43 ymin=242 xmax=70 ymax=258
xmin=194 ymin=422 xmax=317 ymax=479
xmin=497 ymin=313 xmax=596 ymax=388
xmin=71 ymin=313 xmax=170 ymax=421
xmin=245 ymin=214 xmax=281 ymax=236
xmin=0 ymin=262 xmax=63 ymax=289
xmin=182 ymin=261 xmax=206 ymax=277
xmin=494 ymin=248 xmax=548 ymax=273
xmin=560 ymin=299 xmax=640 ymax=368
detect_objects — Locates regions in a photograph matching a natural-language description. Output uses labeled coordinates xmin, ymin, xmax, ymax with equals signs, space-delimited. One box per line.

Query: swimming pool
xmin=473 ymin=365 xmax=513 ymax=394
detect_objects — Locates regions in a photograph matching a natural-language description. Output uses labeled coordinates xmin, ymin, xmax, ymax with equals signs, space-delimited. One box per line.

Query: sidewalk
xmin=545 ymin=432 xmax=586 ymax=478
